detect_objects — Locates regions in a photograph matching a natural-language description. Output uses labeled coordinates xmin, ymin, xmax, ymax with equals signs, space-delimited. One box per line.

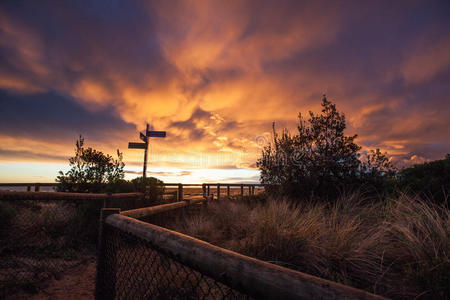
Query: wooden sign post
xmin=128 ymin=123 xmax=166 ymax=178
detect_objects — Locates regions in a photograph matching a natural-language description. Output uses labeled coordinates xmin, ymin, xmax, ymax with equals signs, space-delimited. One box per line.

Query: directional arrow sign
xmin=128 ymin=142 xmax=147 ymax=149
xmin=140 ymin=132 xmax=148 ymax=142
xmin=147 ymin=130 xmax=166 ymax=138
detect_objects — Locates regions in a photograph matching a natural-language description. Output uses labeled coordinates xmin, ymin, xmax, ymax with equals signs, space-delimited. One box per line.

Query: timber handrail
xmin=120 ymin=196 xmax=206 ymax=219
xmin=0 ymin=190 xmax=143 ymax=201
xmin=105 ymin=213 xmax=386 ymax=300
xmin=0 ymin=183 xmax=58 ymax=187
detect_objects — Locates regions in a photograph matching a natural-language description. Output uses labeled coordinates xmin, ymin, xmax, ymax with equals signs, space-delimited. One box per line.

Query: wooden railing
xmin=0 ymin=182 xmax=264 ymax=201
xmin=0 ymin=182 xmax=58 ymax=192
xmin=96 ymin=202 xmax=386 ymax=299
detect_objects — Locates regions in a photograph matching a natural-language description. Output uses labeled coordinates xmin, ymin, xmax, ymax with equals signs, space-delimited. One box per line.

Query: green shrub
xmin=394 ymin=154 xmax=450 ymax=204
xmin=56 ymin=136 xmax=125 ymax=193
xmin=131 ymin=176 xmax=165 ymax=205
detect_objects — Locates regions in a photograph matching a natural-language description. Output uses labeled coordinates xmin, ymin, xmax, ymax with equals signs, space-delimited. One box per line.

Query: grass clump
xmin=171 ymin=194 xmax=449 ymax=299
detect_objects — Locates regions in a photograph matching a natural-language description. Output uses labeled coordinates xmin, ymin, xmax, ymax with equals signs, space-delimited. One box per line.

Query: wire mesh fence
xmin=0 ymin=192 xmax=148 ymax=298
xmin=96 ymin=221 xmax=250 ymax=299
xmin=0 ymin=198 xmax=100 ymax=297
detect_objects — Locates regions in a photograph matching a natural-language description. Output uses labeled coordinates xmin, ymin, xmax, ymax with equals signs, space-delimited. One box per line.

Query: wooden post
xmin=217 ymin=183 xmax=221 ymax=200
xmin=27 ymin=185 xmax=31 ymax=192
xmin=103 ymin=192 xmax=112 ymax=208
xmin=248 ymin=185 xmax=252 ymax=196
xmin=207 ymin=184 xmax=210 ymax=196
xmin=143 ymin=123 xmax=149 ymax=178
xmin=34 ymin=184 xmax=40 ymax=192
xmin=227 ymin=185 xmax=230 ymax=198
xmin=202 ymin=184 xmax=206 ymax=198
xmin=241 ymin=184 xmax=244 ymax=200
xmin=145 ymin=185 xmax=151 ymax=205
xmin=95 ymin=208 xmax=120 ymax=300
xmin=178 ymin=184 xmax=183 ymax=201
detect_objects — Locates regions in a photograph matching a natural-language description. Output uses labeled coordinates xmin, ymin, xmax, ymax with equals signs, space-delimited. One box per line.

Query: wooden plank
xmin=120 ymin=197 xmax=205 ymax=219
xmin=106 ymin=214 xmax=386 ymax=300
xmin=128 ymin=142 xmax=147 ymax=149
xmin=0 ymin=191 xmax=143 ymax=201
xmin=0 ymin=183 xmax=59 ymax=187
xmin=140 ymin=132 xmax=148 ymax=142
xmin=147 ymin=130 xmax=166 ymax=138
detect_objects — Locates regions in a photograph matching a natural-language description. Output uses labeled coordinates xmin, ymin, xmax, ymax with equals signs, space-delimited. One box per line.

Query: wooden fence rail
xmin=0 ymin=190 xmax=143 ymax=201
xmin=0 ymin=182 xmax=264 ymax=201
xmin=96 ymin=203 xmax=386 ymax=300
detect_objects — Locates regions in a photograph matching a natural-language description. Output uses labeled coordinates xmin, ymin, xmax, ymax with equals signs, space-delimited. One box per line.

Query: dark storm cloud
xmin=0 ymin=89 xmax=135 ymax=143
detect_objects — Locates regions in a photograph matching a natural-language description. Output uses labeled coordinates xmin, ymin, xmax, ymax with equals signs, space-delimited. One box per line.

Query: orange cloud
xmin=0 ymin=0 xmax=449 ymax=183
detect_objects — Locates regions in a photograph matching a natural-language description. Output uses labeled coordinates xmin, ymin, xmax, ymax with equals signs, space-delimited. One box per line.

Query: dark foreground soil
xmin=8 ymin=258 xmax=96 ymax=300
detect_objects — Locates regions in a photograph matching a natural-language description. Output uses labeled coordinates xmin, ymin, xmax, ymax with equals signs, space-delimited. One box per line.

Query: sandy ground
xmin=10 ymin=258 xmax=96 ymax=300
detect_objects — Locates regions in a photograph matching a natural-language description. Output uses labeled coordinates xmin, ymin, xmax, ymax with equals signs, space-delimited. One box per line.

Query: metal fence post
xmin=241 ymin=184 xmax=244 ymax=200
xmin=95 ymin=208 xmax=120 ymax=300
xmin=217 ymin=183 xmax=221 ymax=200
xmin=202 ymin=184 xmax=206 ymax=198
xmin=227 ymin=185 xmax=230 ymax=198
xmin=207 ymin=184 xmax=210 ymax=196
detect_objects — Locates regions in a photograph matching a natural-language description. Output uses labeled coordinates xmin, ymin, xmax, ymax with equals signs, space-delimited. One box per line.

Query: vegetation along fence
xmin=95 ymin=197 xmax=386 ymax=300
xmin=0 ymin=190 xmax=146 ymax=297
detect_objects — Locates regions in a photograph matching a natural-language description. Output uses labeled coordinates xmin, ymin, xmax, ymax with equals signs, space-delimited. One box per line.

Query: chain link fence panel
xmin=0 ymin=192 xmax=148 ymax=298
xmin=96 ymin=222 xmax=251 ymax=299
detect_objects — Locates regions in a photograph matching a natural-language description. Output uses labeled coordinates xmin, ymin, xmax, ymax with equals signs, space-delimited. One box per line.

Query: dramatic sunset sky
xmin=0 ymin=0 xmax=449 ymax=183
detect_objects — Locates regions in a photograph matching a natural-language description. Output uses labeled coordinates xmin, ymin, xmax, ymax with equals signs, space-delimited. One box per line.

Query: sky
xmin=0 ymin=0 xmax=449 ymax=183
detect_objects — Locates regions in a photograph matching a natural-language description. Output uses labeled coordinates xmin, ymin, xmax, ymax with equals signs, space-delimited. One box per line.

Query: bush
xmin=394 ymin=154 xmax=450 ymax=205
xmin=104 ymin=179 xmax=135 ymax=193
xmin=257 ymin=96 xmax=396 ymax=201
xmin=56 ymin=136 xmax=125 ymax=193
xmin=131 ymin=176 xmax=165 ymax=204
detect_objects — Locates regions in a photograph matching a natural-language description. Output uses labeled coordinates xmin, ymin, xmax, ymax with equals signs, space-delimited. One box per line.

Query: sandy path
xmin=10 ymin=258 xmax=97 ymax=300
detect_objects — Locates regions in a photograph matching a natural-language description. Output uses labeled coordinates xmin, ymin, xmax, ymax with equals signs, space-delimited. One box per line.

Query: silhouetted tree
xmin=56 ymin=136 xmax=125 ymax=193
xmin=360 ymin=148 xmax=396 ymax=194
xmin=258 ymin=96 xmax=395 ymax=200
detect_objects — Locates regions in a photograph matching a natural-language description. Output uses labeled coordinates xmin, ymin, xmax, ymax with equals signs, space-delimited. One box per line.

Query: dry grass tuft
xmin=171 ymin=193 xmax=449 ymax=299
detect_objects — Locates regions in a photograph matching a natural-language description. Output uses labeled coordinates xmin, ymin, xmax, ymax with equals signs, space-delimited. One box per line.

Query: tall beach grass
xmin=171 ymin=193 xmax=449 ymax=299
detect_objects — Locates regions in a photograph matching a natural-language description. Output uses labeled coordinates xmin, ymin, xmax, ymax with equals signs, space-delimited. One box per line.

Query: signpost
xmin=128 ymin=142 xmax=146 ymax=149
xmin=128 ymin=123 xmax=166 ymax=178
